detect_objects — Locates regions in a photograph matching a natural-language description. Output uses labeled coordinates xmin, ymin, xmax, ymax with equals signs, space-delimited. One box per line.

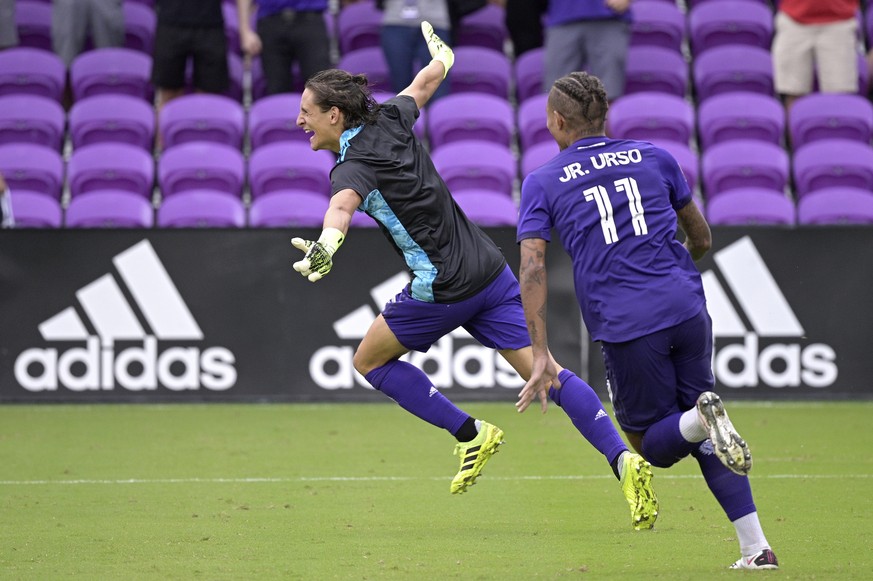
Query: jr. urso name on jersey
xmin=560 ymin=148 xmax=643 ymax=182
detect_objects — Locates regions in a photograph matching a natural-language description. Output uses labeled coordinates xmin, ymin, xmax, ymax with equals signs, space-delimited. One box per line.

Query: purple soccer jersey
xmin=517 ymin=136 xmax=706 ymax=343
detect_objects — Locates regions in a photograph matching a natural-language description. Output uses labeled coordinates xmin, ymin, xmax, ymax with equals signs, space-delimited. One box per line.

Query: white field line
xmin=0 ymin=473 xmax=870 ymax=486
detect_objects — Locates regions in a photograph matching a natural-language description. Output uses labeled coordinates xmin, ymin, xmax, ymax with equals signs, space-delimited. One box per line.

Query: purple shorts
xmin=602 ymin=306 xmax=715 ymax=433
xmin=382 ymin=265 xmax=531 ymax=353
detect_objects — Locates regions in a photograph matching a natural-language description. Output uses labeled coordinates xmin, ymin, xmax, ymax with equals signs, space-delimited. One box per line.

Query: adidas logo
xmin=428 ymin=386 xmax=438 ymax=397
xmin=308 ymin=272 xmax=524 ymax=391
xmin=703 ymin=237 xmax=836 ymax=389
xmin=14 ymin=240 xmax=237 ymax=392
xmin=594 ymin=409 xmax=609 ymax=420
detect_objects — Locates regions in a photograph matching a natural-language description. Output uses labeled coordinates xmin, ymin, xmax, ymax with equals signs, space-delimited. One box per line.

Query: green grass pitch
xmin=1 ymin=400 xmax=871 ymax=579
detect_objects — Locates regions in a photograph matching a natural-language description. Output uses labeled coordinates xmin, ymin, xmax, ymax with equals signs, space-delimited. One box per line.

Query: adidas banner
xmin=2 ymin=228 xmax=871 ymax=402
xmin=0 ymin=229 xmax=582 ymax=403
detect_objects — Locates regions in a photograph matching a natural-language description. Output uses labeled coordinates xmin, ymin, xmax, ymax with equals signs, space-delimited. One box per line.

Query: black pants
xmin=257 ymin=10 xmax=332 ymax=95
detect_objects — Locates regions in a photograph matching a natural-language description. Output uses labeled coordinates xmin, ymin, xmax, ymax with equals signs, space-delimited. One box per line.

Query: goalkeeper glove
xmin=421 ymin=21 xmax=454 ymax=78
xmin=291 ymin=227 xmax=345 ymax=282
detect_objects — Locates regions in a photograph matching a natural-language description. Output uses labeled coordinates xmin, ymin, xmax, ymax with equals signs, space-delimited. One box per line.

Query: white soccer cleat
xmin=697 ymin=391 xmax=752 ymax=475
xmin=729 ymin=548 xmax=779 ymax=570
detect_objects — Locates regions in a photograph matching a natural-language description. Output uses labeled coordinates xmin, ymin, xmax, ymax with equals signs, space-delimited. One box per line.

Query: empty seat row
xmin=707 ymin=187 xmax=873 ymax=226
xmin=608 ymin=90 xmax=873 ymax=152
xmin=11 ymin=185 xmax=521 ymax=229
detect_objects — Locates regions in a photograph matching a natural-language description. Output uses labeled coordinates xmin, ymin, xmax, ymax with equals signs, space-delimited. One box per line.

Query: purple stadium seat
xmin=688 ymin=0 xmax=774 ymax=56
xmin=65 ymin=190 xmax=155 ymax=228
xmin=431 ymin=140 xmax=516 ymax=197
xmin=624 ymin=45 xmax=689 ymax=97
xmin=455 ymin=4 xmax=508 ymax=52
xmin=520 ymin=140 xmax=559 ymax=177
xmin=648 ymin=138 xmax=700 ymax=194
xmin=453 ymin=189 xmax=518 ymax=226
xmin=517 ymin=93 xmax=551 ymax=152
xmin=157 ymin=190 xmax=246 ymax=228
xmin=514 ymin=46 xmax=545 ymax=104
xmin=0 ymin=143 xmax=64 ymax=199
xmin=697 ymin=91 xmax=785 ymax=150
xmin=701 ymin=139 xmax=789 ymax=200
xmin=15 ymin=0 xmax=52 ymax=51
xmin=796 ymin=187 xmax=873 ymax=225
xmin=67 ymin=142 xmax=155 ymax=199
xmin=248 ymin=142 xmax=335 ymax=198
xmin=792 ymin=139 xmax=873 ymax=199
xmin=0 ymin=94 xmax=65 ymax=150
xmin=706 ymin=188 xmax=796 ymax=226
xmin=337 ymin=47 xmax=391 ymax=93
xmin=9 ymin=189 xmax=63 ymax=228
xmin=158 ymin=142 xmax=245 ymax=198
xmin=450 ymin=46 xmax=512 ymax=99
xmin=427 ymin=92 xmax=514 ymax=150
xmin=788 ymin=93 xmax=873 ymax=149
xmin=69 ymin=94 xmax=155 ymax=150
xmin=693 ymin=45 xmax=774 ymax=103
xmin=630 ymin=0 xmax=686 ymax=52
xmin=123 ymin=1 xmax=157 ymax=54
xmin=0 ymin=47 xmax=66 ymax=102
xmin=608 ymin=92 xmax=695 ymax=145
xmin=70 ymin=47 xmax=153 ymax=102
xmin=248 ymin=190 xmax=330 ymax=228
xmin=248 ymin=93 xmax=305 ymax=149
xmin=159 ymin=94 xmax=245 ymax=150
xmin=337 ymin=0 xmax=382 ymax=54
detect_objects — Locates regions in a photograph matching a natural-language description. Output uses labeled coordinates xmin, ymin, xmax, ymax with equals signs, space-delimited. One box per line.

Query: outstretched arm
xmin=517 ymin=237 xmax=560 ymax=413
xmin=291 ymin=189 xmax=360 ymax=282
xmin=399 ymin=22 xmax=454 ymax=110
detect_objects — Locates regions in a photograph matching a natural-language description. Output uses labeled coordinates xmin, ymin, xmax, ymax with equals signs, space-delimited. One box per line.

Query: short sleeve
xmin=517 ymin=173 xmax=553 ymax=243
xmin=653 ymin=147 xmax=693 ymax=210
xmin=330 ymin=159 xmax=377 ymax=199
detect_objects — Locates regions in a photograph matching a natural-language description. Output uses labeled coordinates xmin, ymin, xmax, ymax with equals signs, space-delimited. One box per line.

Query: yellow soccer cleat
xmin=620 ymin=452 xmax=659 ymax=530
xmin=450 ymin=421 xmax=504 ymax=494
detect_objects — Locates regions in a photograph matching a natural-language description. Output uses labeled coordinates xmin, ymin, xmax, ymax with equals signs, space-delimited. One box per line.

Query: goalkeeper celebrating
xmin=291 ymin=23 xmax=659 ymax=529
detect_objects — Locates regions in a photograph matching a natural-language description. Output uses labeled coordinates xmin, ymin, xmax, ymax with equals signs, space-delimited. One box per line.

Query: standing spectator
xmin=0 ymin=172 xmax=14 ymax=229
xmin=516 ymin=71 xmax=778 ymax=570
xmin=51 ymin=0 xmax=125 ymax=68
xmin=0 ymin=0 xmax=18 ymax=50
xmin=505 ymin=0 xmax=546 ymax=58
xmin=377 ymin=0 xmax=454 ymax=101
xmin=292 ymin=24 xmax=660 ymax=530
xmin=771 ymin=0 xmax=860 ymax=112
xmin=152 ymin=0 xmax=229 ymax=114
xmin=236 ymin=0 xmax=332 ymax=96
xmin=541 ymin=0 xmax=632 ymax=102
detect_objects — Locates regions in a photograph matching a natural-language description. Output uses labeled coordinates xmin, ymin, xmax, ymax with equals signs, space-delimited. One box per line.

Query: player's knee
xmin=352 ymin=349 xmax=389 ymax=377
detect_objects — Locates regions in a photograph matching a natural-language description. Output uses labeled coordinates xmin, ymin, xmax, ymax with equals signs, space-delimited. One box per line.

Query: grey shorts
xmin=772 ymin=11 xmax=859 ymax=95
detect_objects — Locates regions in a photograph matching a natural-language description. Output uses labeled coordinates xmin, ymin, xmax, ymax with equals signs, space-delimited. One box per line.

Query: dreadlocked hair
xmin=549 ymin=71 xmax=608 ymax=135
xmin=305 ymin=69 xmax=380 ymax=129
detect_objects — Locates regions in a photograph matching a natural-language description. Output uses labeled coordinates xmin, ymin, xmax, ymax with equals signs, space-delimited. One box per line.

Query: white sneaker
xmin=696 ymin=391 xmax=752 ymax=475
xmin=729 ymin=548 xmax=779 ymax=570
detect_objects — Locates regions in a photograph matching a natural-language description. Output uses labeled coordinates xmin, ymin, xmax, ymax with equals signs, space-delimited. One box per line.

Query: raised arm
xmin=399 ymin=22 xmax=455 ymax=110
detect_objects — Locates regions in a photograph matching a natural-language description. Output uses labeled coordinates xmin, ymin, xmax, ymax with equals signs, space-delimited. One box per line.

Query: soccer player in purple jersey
xmin=290 ymin=23 xmax=659 ymax=526
xmin=516 ymin=71 xmax=779 ymax=570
